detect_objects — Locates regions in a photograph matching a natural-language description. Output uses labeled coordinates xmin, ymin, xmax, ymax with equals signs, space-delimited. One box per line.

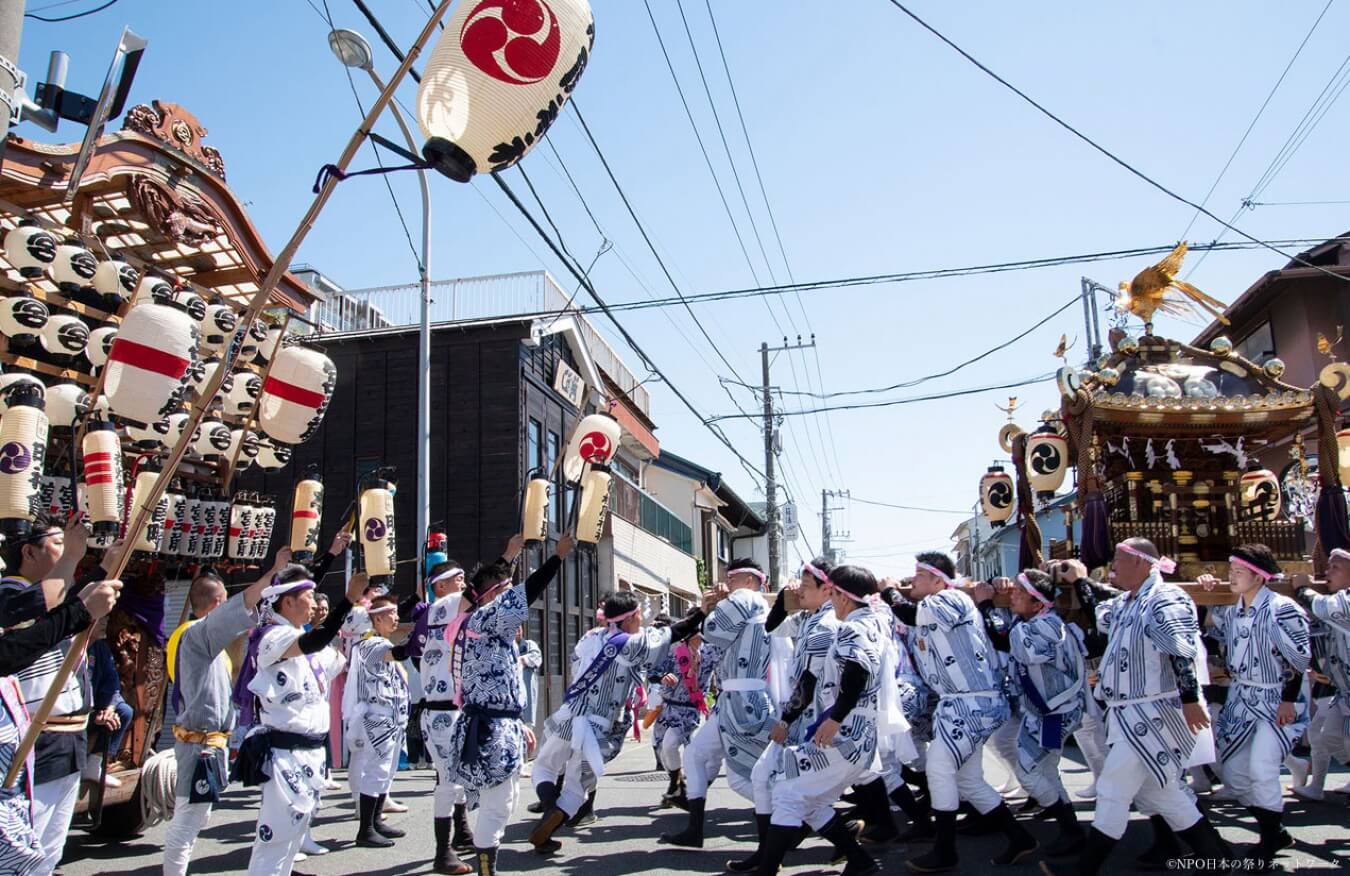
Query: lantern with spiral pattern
xmin=562 ymin=412 xmax=621 ymax=485
xmin=1025 ymin=426 xmax=1069 ymax=500
xmin=360 ymin=484 xmax=397 ymax=577
xmin=980 ymin=464 xmax=1015 ymax=528
xmin=0 ymin=381 xmax=49 ymax=539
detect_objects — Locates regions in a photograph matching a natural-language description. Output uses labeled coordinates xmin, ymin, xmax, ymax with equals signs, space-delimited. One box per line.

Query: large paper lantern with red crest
xmin=561 ymin=412 xmax=620 ymax=485
xmin=257 ymin=346 xmax=336 ymax=444
xmin=104 ymin=303 xmax=198 ymax=426
xmin=416 ymin=0 xmax=595 ymax=182
xmin=0 ymin=381 xmax=49 ymax=538
xmin=980 ymin=464 xmax=1015 ymax=528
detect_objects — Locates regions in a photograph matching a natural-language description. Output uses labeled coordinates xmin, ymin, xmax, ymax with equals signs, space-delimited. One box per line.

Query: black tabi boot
xmin=357 ymin=794 xmax=395 ymax=848
xmin=1043 ymin=800 xmax=1084 ymax=858
xmin=659 ymin=796 xmax=705 ymax=847
xmin=1037 ymin=826 xmax=1117 ymax=876
xmin=906 ymin=809 xmax=958 ymax=873
xmin=1177 ymin=817 xmax=1237 ymax=869
xmin=661 ymin=770 xmax=681 ymax=807
xmin=670 ymin=772 xmax=690 ymax=811
xmin=568 ymin=790 xmax=597 ymax=827
xmin=754 ymin=823 xmax=800 ymax=876
xmin=452 ymin=803 xmax=474 ymax=853
xmin=989 ymin=802 xmax=1039 ymax=865
xmin=373 ymin=794 xmax=406 ymax=838
xmin=956 ymin=801 xmax=1001 ymax=836
xmin=902 ymin=765 xmax=929 ymax=797
xmin=1136 ymin=814 xmax=1184 ymax=870
xmin=527 ymin=778 xmax=559 ymax=815
xmin=433 ymin=816 xmax=472 ymax=875
xmin=474 ymin=846 xmax=498 ymax=876
xmin=1017 ymin=797 xmax=1043 ymax=816
xmin=727 ymin=812 xmax=770 ymax=872
xmin=1247 ymin=806 xmax=1293 ymax=872
xmin=856 ymin=777 xmax=901 ymax=844
xmin=528 ymin=798 xmax=570 ymax=852
xmin=892 ymin=785 xmax=935 ymax=842
xmin=819 ymin=813 xmax=880 ymax=876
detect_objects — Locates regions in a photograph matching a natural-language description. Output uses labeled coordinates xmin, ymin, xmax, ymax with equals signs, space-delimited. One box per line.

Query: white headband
xmin=366 ymin=603 xmax=397 ymax=616
xmin=1330 ymin=548 xmax=1350 ymax=563
xmin=261 ymin=579 xmax=315 ymax=603
xmin=1016 ymin=572 xmax=1053 ymax=608
xmin=916 ymin=561 xmax=956 ymax=588
xmin=430 ymin=568 xmax=464 ymax=587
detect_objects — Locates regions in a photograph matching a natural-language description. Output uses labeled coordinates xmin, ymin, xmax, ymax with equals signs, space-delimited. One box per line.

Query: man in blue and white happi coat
xmin=754 ymin=564 xmax=899 ymax=876
xmin=1044 ymin=539 xmax=1233 ymax=876
xmin=528 ymin=589 xmax=708 ymax=852
xmin=1295 ymin=547 xmax=1350 ymax=800
xmin=1198 ymin=544 xmax=1310 ymax=871
xmin=879 ymin=551 xmax=1037 ymax=873
xmin=647 ymin=614 xmax=707 ymax=810
xmin=443 ymin=534 xmax=571 ymax=876
xmin=661 ymin=558 xmax=790 ymax=848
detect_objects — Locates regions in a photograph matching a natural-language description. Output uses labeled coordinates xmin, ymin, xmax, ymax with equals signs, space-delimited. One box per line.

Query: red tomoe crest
xmin=460 ymin=0 xmax=561 ymax=86
xmin=577 ymin=431 xmax=610 ymax=463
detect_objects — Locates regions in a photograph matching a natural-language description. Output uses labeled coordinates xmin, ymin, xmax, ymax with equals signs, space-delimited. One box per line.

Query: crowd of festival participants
xmin=2 ymin=511 xmax=1349 ymax=876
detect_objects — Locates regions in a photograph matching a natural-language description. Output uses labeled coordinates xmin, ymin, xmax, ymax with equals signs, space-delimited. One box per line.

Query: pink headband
xmin=1117 ymin=543 xmax=1177 ymax=574
xmin=1330 ymin=548 xmax=1350 ymax=563
xmin=730 ymin=567 xmax=767 ymax=588
xmin=915 ymin=562 xmax=956 ymax=588
xmin=826 ymin=577 xmax=876 ymax=606
xmin=602 ymin=607 xmax=639 ymax=626
xmin=801 ymin=562 xmax=828 ymax=584
xmin=1017 ymin=573 xmax=1053 ymax=608
xmin=1229 ymin=556 xmax=1277 ymax=582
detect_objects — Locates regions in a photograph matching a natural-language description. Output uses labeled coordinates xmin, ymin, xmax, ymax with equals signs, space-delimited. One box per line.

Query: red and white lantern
xmin=416 ymin=0 xmax=595 ymax=182
xmin=93 ymin=257 xmax=138 ymax=301
xmin=253 ymin=499 xmax=276 ymax=561
xmin=85 ymin=326 xmax=117 ymax=370
xmin=39 ymin=313 xmax=89 ymax=359
xmin=360 ymin=485 xmax=397 ymax=577
xmin=574 ymin=464 xmax=610 ymax=546
xmin=290 ymin=473 xmax=324 ymax=559
xmin=227 ymin=499 xmax=253 ymax=560
xmin=104 ymin=303 xmax=198 ymax=426
xmin=82 ymin=420 xmax=123 ymax=538
xmin=159 ymin=489 xmax=187 ymax=555
xmin=38 ymin=474 xmax=74 ymax=521
xmin=0 ymin=294 xmax=50 ymax=344
xmin=257 ymin=346 xmax=336 ymax=444
xmin=205 ymin=496 xmax=230 ymax=558
xmin=562 ymin=412 xmax=621 ymax=485
xmin=0 ymin=382 xmax=48 ymax=538
xmin=980 ymin=464 xmax=1015 ymax=528
xmin=182 ymin=495 xmax=203 ymax=557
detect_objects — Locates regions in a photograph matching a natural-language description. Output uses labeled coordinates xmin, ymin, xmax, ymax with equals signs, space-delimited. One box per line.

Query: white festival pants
xmin=246 ymin=748 xmax=325 ymax=876
xmin=1015 ymin=746 xmax=1069 ymax=807
xmin=421 ymin=708 xmax=467 ymax=817
xmin=471 ymin=775 xmax=520 ymax=849
xmin=1221 ymin=721 xmax=1287 ymax=812
xmin=660 ymin=725 xmax=687 ymax=774
xmin=769 ymin=744 xmax=870 ymax=830
xmin=162 ymin=799 xmax=213 ymax=876
xmin=1073 ymin=696 xmax=1108 ymax=780
xmin=347 ymin=716 xmax=403 ymax=798
xmin=989 ymin=716 xmax=1023 ymax=789
xmin=925 ymin=740 xmax=1002 ymax=815
xmin=1093 ymin=740 xmax=1202 ymax=840
xmin=31 ymin=772 xmax=80 ymax=876
xmin=682 ymin=717 xmax=754 ymax=802
xmin=751 ymin=744 xmax=777 ymax=816
xmin=531 ymin=732 xmax=595 ymax=817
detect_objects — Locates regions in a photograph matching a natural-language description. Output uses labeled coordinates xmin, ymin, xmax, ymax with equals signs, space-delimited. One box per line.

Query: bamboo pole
xmin=4 ymin=0 xmax=456 ymax=787
xmin=220 ymin=310 xmax=293 ymax=488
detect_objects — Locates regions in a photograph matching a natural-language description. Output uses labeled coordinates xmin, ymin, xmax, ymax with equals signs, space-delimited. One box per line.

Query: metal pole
xmin=0 ymin=0 xmax=27 ymax=169
xmin=821 ymin=488 xmax=830 ymax=558
xmin=761 ymin=342 xmax=779 ymax=591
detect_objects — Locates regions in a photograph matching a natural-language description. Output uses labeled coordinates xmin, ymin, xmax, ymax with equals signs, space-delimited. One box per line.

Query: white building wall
xmin=609 ymin=516 xmax=701 ymax=603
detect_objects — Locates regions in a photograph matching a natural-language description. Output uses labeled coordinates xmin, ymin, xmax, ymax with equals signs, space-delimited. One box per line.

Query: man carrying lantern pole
xmin=528 ymin=588 xmax=710 ymax=853
xmin=1293 ymin=548 xmax=1350 ymax=800
xmin=162 ymin=554 xmax=294 ymax=876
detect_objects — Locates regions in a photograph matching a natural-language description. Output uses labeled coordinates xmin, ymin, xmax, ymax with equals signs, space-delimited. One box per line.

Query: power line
xmin=25 ymin=0 xmax=120 ymax=22
xmin=849 ymin=496 xmax=970 ymax=514
xmin=1251 ymin=199 xmax=1350 ymax=208
xmin=882 ymin=0 xmax=1350 ymax=288
xmin=1248 ymin=49 xmax=1350 ymax=202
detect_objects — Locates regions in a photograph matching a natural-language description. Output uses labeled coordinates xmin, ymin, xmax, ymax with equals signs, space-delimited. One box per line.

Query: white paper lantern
xmin=253 ymin=500 xmax=276 ymax=561
xmin=980 ymin=465 xmax=1015 ymax=528
xmin=227 ymin=500 xmax=253 ymax=560
xmin=82 ymin=420 xmax=123 ymax=538
xmin=126 ymin=465 xmax=167 ymax=553
xmin=416 ymin=0 xmax=595 ymax=181
xmin=562 ymin=412 xmax=621 ymax=484
xmin=133 ymin=273 xmax=175 ymax=308
xmin=5 ymin=222 xmax=58 ymax=278
xmin=257 ymin=347 xmax=336 ymax=444
xmin=575 ymin=465 xmax=610 ymax=546
xmin=0 ymin=374 xmax=45 ymax=415
xmin=52 ymin=240 xmax=97 ymax=295
xmin=1239 ymin=467 xmax=1282 ymax=522
xmin=124 ymin=416 xmax=161 ymax=448
xmin=290 ymin=474 xmax=323 ymax=558
xmin=227 ymin=429 xmax=259 ymax=470
xmin=206 ymin=496 xmax=230 ymax=558
xmin=223 ymin=371 xmax=261 ymax=417
xmin=85 ymin=326 xmax=118 ymax=370
xmin=360 ymin=486 xmax=397 ymax=577
xmin=44 ymin=383 xmax=86 ymax=429
xmin=0 ymin=382 xmax=49 ymax=538
xmin=161 ymin=411 xmax=190 ymax=450
xmin=38 ymin=474 xmax=74 ymax=521
xmin=192 ymin=419 xmax=233 ymax=458
xmin=243 ymin=320 xmax=268 ymax=361
xmin=182 ymin=495 xmax=203 ymax=557
xmin=159 ymin=490 xmax=186 ymax=554
xmin=1025 ymin=428 xmax=1069 ymax=500
xmin=522 ymin=474 xmax=550 ymax=545
xmin=255 ymin=435 xmax=292 ymax=471
xmin=258 ymin=325 xmax=285 ymax=363
xmin=174 ymin=289 xmax=207 ymax=325
xmin=39 ymin=313 xmax=89 ymax=359
xmin=200 ymin=304 xmax=237 ymax=351
xmin=104 ymin=303 xmax=198 ymax=426
xmin=0 ymin=294 xmax=50 ymax=344
xmin=93 ymin=258 xmax=138 ymax=301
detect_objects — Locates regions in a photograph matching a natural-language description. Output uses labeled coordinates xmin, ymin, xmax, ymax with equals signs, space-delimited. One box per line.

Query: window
xmin=612 ymin=453 xmax=638 ymax=483
xmin=527 ymin=419 xmax=542 ymax=475
xmin=547 ymin=431 xmax=561 ymax=527
xmin=717 ymin=526 xmax=730 ymax=562
xmin=1236 ymin=321 xmax=1275 ymax=364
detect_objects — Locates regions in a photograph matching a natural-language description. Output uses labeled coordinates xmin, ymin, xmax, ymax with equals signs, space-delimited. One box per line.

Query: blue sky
xmin=17 ymin=0 xmax=1350 ymax=573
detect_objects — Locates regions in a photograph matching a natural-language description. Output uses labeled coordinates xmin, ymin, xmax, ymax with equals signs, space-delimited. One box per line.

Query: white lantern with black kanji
xmin=39 ymin=313 xmax=89 ymax=360
xmin=44 ymin=383 xmax=86 ymax=430
xmin=159 ymin=489 xmax=187 ymax=555
xmin=561 ymin=412 xmax=621 ymax=485
xmin=227 ymin=499 xmax=253 ymax=560
xmin=93 ymin=257 xmax=138 ymax=302
xmin=223 ymin=371 xmax=261 ymax=417
xmin=206 ymin=496 xmax=231 ymax=558
xmin=255 ymin=436 xmax=292 ymax=471
xmin=1239 ymin=466 xmax=1282 ymax=522
xmin=126 ymin=464 xmax=168 ymax=553
xmin=192 ymin=419 xmax=233 ymax=459
xmin=257 ymin=346 xmax=336 ymax=444
xmin=252 ymin=499 xmax=276 ymax=560
xmin=4 ymin=222 xmax=57 ymax=278
xmin=81 ymin=419 xmax=122 ymax=538
xmin=980 ymin=464 xmax=1015 ymax=528
xmin=133 ymin=273 xmax=175 ymax=308
xmin=522 ymin=474 xmax=550 ymax=545
xmin=1025 ymin=426 xmax=1069 ymax=500
xmin=38 ymin=474 xmax=73 ymax=521
xmin=52 ymin=240 xmax=97 ymax=296
xmin=0 ymin=374 xmax=43 ymax=415
xmin=0 ymin=381 xmax=48 ymax=539
xmin=575 ymin=464 xmax=610 ymax=546
xmin=416 ymin=0 xmax=595 ymax=182
xmin=360 ymin=485 xmax=397 ymax=577
xmin=181 ymin=495 xmax=203 ymax=557
xmin=290 ymin=471 xmax=323 ymax=559
xmin=104 ymin=303 xmax=198 ymax=426
xmin=85 ymin=326 xmax=117 ymax=370
xmin=0 ymin=294 xmax=50 ymax=345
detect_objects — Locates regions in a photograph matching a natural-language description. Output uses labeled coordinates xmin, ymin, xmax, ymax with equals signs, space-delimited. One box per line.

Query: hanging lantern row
xmin=228 ymin=494 xmax=277 ymax=562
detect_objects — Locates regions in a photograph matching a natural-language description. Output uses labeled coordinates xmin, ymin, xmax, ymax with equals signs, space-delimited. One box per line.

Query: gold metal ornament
xmin=1116 ymin=242 xmax=1230 ymax=330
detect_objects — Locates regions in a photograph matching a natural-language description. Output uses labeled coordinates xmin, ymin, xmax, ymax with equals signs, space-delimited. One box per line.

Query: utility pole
xmin=760 ymin=335 xmax=815 ymax=591
xmin=1080 ymin=277 xmax=1109 ymax=365
xmin=0 ymin=1 xmax=27 ymax=168
xmin=821 ymin=488 xmax=850 ymax=563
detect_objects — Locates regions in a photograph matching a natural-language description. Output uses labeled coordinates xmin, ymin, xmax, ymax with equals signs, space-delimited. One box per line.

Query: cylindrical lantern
xmin=1338 ymin=427 xmax=1350 ymax=487
xmin=5 ymin=222 xmax=58 ymax=278
xmin=133 ymin=273 xmax=175 ymax=308
xmin=255 ymin=436 xmax=292 ymax=471
xmin=290 ymin=472 xmax=324 ymax=559
xmin=0 ymin=374 xmax=44 ymax=415
xmin=39 ymin=313 xmax=89 ymax=360
xmin=44 ymin=383 xmax=86 ymax=430
xmin=174 ymin=289 xmax=207 ymax=325
xmin=257 ymin=346 xmax=336 ymax=444
xmin=200 ymin=305 xmax=237 ymax=351
xmin=52 ymin=240 xmax=97 ymax=295
xmin=223 ymin=371 xmax=261 ymax=417
xmin=228 ymin=429 xmax=259 ymax=470
xmin=561 ymin=413 xmax=621 ymax=485
xmin=192 ymin=419 xmax=233 ymax=459
xmin=207 ymin=496 xmax=230 ymax=558
xmin=253 ymin=499 xmax=276 ymax=561
xmin=85 ymin=326 xmax=117 ymax=370
xmin=104 ymin=303 xmax=198 ymax=425
xmin=92 ymin=257 xmax=138 ymax=301
xmin=258 ymin=325 xmax=284 ymax=363
xmin=1239 ymin=467 xmax=1282 ymax=522
xmin=980 ymin=464 xmax=1015 ymax=528
xmin=227 ymin=499 xmax=253 ymax=560
xmin=82 ymin=420 xmax=123 ymax=538
xmin=360 ymin=485 xmax=397 ymax=577
xmin=522 ymin=475 xmax=550 ymax=545
xmin=1025 ymin=427 xmax=1069 ymax=500
xmin=38 ymin=474 xmax=74 ymax=521
xmin=0 ymin=382 xmax=49 ymax=539
xmin=574 ymin=465 xmax=611 ymax=546
xmin=416 ymin=0 xmax=595 ymax=182
xmin=182 ymin=495 xmax=203 ymax=557
xmin=126 ymin=464 xmax=168 ymax=553
xmin=159 ymin=489 xmax=186 ymax=555
xmin=0 ymin=294 xmax=50 ymax=345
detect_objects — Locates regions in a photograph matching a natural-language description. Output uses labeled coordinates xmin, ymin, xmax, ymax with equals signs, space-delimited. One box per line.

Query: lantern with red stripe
xmin=223 ymin=371 xmax=261 ymax=417
xmin=81 ymin=419 xmax=123 ymax=538
xmin=574 ymin=463 xmax=611 ymax=547
xmin=38 ymin=474 xmax=73 ymax=521
xmin=105 ymin=303 xmax=199 ymax=426
xmin=257 ymin=346 xmax=336 ymax=444
xmin=52 ymin=240 xmax=97 ymax=296
xmin=126 ymin=462 xmax=168 ymax=553
xmin=85 ymin=326 xmax=117 ymax=371
xmin=290 ymin=468 xmax=323 ymax=560
xmin=205 ymin=496 xmax=230 ymax=558
xmin=180 ymin=493 xmax=202 ymax=557
xmin=360 ymin=484 xmax=397 ymax=577
xmin=0 ymin=294 xmax=50 ymax=345
xmin=227 ymin=497 xmax=253 ymax=560
xmin=255 ymin=436 xmax=292 ymax=471
xmin=0 ymin=381 xmax=49 ymax=539
xmin=415 ymin=0 xmax=595 ymax=182
xmin=562 ymin=412 xmax=621 ymax=485
xmin=159 ymin=487 xmax=187 ymax=555
xmin=39 ymin=313 xmax=88 ymax=360
xmin=93 ymin=257 xmax=138 ymax=302
xmin=4 ymin=221 xmax=58 ymax=278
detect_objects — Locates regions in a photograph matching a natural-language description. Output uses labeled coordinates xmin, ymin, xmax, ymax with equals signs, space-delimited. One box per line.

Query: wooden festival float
xmin=0 ymin=101 xmax=335 ymax=832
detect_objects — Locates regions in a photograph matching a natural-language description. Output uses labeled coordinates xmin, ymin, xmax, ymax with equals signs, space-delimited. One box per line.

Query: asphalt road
xmin=59 ymin=740 xmax=1350 ymax=875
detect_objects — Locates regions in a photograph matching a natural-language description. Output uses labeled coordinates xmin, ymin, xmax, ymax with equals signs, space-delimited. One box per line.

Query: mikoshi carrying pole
xmin=3 ymin=0 xmax=457 ymax=787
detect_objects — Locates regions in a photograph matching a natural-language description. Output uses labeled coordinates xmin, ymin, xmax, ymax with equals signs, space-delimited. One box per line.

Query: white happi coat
xmin=345 ymin=634 xmax=411 ymax=795
xmin=772 ymin=603 xmax=838 ymax=745
xmin=911 ymin=588 xmax=1009 ymax=768
xmin=1008 ymin=610 xmax=1088 ymax=776
xmin=698 ymin=588 xmax=778 ymax=779
xmin=418 ymin=591 xmax=465 ymax=787
xmin=1209 ymin=588 xmax=1310 ymax=762
xmin=1095 ymin=572 xmax=1200 ymax=788
xmin=1306 ymin=588 xmax=1350 ymax=736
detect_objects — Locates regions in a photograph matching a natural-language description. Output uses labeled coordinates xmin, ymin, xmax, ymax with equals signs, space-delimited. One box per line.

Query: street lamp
xmin=328 ymin=27 xmax=433 ymax=588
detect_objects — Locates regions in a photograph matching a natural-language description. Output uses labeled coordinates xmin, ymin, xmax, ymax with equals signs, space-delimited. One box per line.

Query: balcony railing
xmin=610 ymin=474 xmax=693 ymax=554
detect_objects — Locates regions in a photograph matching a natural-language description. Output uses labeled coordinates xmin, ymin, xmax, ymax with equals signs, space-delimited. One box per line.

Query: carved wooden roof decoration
xmin=0 ymin=100 xmax=315 ymax=312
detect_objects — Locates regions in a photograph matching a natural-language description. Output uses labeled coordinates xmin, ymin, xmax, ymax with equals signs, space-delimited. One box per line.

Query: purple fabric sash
xmin=564 ymin=632 xmax=631 ymax=703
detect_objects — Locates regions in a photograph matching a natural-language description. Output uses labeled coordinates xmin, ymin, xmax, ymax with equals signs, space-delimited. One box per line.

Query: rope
xmin=1011 ymin=431 xmax=1045 ymax=570
xmin=138 ymin=749 xmax=178 ymax=828
xmin=311 ymin=161 xmax=425 ymax=194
